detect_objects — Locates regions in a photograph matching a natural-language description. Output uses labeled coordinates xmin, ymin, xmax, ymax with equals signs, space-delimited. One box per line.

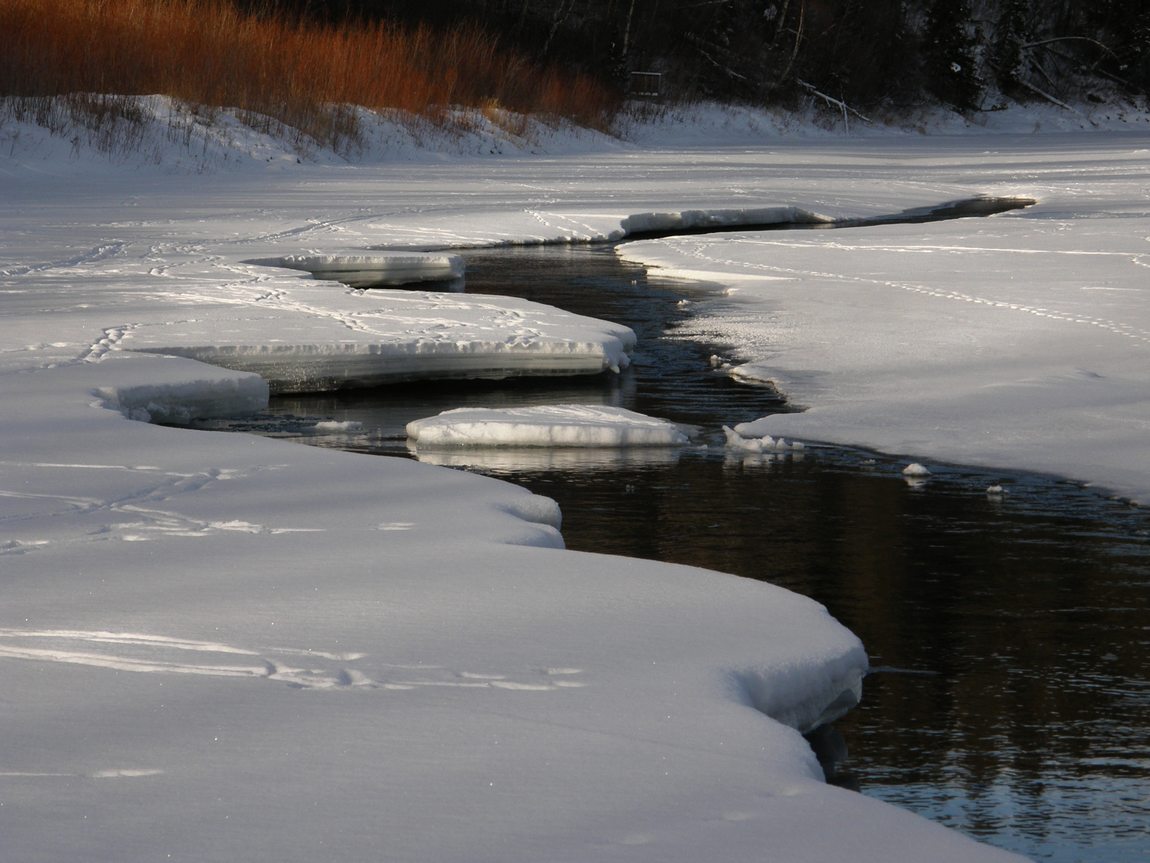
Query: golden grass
xmin=1 ymin=0 xmax=619 ymax=152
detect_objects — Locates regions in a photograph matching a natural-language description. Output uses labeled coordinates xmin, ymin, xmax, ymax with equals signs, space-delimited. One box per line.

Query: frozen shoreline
xmin=6 ymin=100 xmax=1144 ymax=861
xmin=615 ymin=148 xmax=1150 ymax=505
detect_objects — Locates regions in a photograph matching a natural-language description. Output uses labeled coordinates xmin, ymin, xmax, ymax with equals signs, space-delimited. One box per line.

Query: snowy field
xmin=3 ymin=97 xmax=1147 ymax=861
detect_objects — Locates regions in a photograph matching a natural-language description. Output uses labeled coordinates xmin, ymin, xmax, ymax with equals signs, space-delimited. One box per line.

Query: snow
xmin=92 ymin=352 xmax=271 ymax=424
xmin=723 ymin=424 xmax=804 ymax=454
xmin=265 ymin=251 xmax=465 ymax=286
xmin=7 ymin=94 xmax=1144 ymax=862
xmin=615 ymin=128 xmax=1150 ymax=505
xmin=0 ymin=373 xmax=888 ymax=861
xmin=616 ymin=205 xmax=830 ymax=238
xmin=407 ymin=404 xmax=690 ymax=448
xmin=128 ymin=283 xmax=637 ymax=391
xmin=14 ymin=274 xmax=638 ymax=393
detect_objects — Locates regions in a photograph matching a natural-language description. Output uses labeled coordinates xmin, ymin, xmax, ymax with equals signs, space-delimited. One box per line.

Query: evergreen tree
xmin=924 ymin=0 xmax=982 ymax=110
xmin=794 ymin=0 xmax=915 ymax=108
xmin=993 ymin=0 xmax=1030 ymax=95
xmin=1091 ymin=1 xmax=1150 ymax=92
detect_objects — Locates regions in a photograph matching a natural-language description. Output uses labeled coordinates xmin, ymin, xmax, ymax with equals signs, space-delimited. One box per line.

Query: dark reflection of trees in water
xmin=458 ymin=247 xmax=1150 ymax=862
xmin=256 ymin=245 xmax=1148 ymax=862
xmin=518 ymin=450 xmax=1148 ymax=859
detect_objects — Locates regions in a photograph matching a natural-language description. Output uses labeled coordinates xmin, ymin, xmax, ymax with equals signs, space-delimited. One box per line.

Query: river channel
xmin=219 ymin=244 xmax=1149 ymax=863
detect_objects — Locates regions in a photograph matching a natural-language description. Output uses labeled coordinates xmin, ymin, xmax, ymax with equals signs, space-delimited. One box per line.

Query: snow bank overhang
xmin=253 ymin=253 xmax=464 ymax=287
xmin=126 ymin=290 xmax=637 ymax=394
xmin=90 ymin=353 xmax=270 ymax=424
xmin=735 ymin=657 xmax=866 ymax=735
xmin=139 ymin=339 xmax=633 ymax=394
xmin=616 ymin=206 xmax=831 ymax=240
xmin=834 ymin=195 xmax=1038 ymax=228
xmin=613 ymin=197 xmax=1035 ymax=243
xmin=407 ymin=405 xmax=690 ymax=448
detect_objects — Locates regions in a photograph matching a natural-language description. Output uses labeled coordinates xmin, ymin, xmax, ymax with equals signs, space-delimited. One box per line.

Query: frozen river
xmin=5 ymin=104 xmax=1148 ymax=861
xmin=245 ymin=245 xmax=1150 ymax=863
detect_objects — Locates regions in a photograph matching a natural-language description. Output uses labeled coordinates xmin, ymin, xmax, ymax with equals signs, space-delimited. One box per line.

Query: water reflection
xmin=411 ymin=445 xmax=685 ymax=473
xmin=218 ymin=245 xmax=1148 ymax=863
xmin=501 ymin=443 xmax=1149 ymax=863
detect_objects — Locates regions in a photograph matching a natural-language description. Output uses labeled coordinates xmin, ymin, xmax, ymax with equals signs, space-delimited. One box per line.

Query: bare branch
xmin=1021 ymin=36 xmax=1118 ymax=59
xmin=797 ymin=79 xmax=872 ymax=130
xmin=1012 ymin=76 xmax=1096 ymax=126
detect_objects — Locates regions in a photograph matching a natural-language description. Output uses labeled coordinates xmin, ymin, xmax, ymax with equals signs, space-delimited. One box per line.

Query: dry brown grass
xmin=0 ymin=0 xmax=619 ymax=152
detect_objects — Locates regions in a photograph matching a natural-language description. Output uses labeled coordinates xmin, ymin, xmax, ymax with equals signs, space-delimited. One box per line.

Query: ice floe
xmin=408 ymin=404 xmax=690 ymax=448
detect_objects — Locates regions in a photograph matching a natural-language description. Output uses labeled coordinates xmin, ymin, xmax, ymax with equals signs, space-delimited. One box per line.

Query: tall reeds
xmin=0 ymin=0 xmax=619 ymax=152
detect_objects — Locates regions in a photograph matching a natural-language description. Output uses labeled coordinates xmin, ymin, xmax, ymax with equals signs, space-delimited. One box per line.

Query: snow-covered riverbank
xmin=619 ymin=134 xmax=1150 ymax=505
xmin=5 ymin=99 xmax=1145 ymax=861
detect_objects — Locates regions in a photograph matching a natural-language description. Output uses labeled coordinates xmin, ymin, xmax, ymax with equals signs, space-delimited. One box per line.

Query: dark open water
xmin=215 ymin=246 xmax=1149 ymax=863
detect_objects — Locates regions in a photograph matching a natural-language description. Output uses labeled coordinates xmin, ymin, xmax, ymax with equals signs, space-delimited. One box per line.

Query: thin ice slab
xmin=408 ymin=404 xmax=690 ymax=448
xmin=261 ymin=252 xmax=464 ymax=287
xmin=128 ymin=289 xmax=636 ymax=393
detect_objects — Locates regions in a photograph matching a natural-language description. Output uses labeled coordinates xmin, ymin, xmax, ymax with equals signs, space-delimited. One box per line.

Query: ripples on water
xmin=212 ymin=245 xmax=1149 ymax=863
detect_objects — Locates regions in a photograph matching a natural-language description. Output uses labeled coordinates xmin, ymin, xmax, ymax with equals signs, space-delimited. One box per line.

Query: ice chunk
xmin=408 ymin=405 xmax=690 ymax=448
xmin=724 ymin=425 xmax=770 ymax=452
xmin=902 ymin=462 xmax=932 ymax=477
xmin=723 ymin=424 xmax=802 ymax=453
xmin=314 ymin=420 xmax=363 ymax=433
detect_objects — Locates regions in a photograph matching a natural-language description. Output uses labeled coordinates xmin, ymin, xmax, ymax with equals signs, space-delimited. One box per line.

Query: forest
xmin=261 ymin=0 xmax=1150 ymax=111
xmin=3 ymin=0 xmax=1146 ymax=158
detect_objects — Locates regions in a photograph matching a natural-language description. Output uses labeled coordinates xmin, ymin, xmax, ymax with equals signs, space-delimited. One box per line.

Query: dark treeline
xmin=245 ymin=1 xmax=1149 ymax=110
